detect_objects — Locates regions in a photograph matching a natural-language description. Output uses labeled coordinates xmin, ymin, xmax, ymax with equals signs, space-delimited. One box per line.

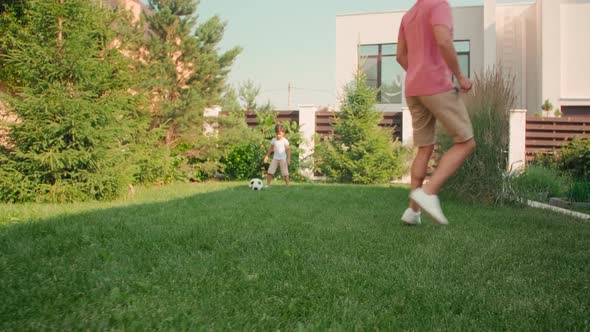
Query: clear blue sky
xmin=193 ymin=0 xmax=531 ymax=109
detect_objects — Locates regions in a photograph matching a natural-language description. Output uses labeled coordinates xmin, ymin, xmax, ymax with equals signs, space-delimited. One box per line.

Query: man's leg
xmin=409 ymin=144 xmax=434 ymax=212
xmin=410 ymin=90 xmax=475 ymax=224
xmin=402 ymin=96 xmax=435 ymax=225
xmin=423 ymin=138 xmax=475 ymax=195
xmin=419 ymin=90 xmax=476 ymax=195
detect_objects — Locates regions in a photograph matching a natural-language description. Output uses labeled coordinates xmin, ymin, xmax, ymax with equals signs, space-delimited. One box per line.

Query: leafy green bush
xmin=529 ymin=138 xmax=590 ymax=203
xmin=133 ymin=145 xmax=176 ymax=185
xmin=438 ymin=67 xmax=516 ymax=204
xmin=223 ymin=143 xmax=266 ymax=180
xmin=314 ymin=73 xmax=409 ymax=184
xmin=512 ymin=165 xmax=571 ymax=201
xmin=559 ymin=137 xmax=590 ymax=181
xmin=168 ymin=110 xmax=263 ymax=182
xmin=530 ymin=152 xmax=560 ymax=170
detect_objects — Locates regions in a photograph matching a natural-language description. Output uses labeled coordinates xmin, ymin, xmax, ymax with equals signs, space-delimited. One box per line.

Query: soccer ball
xmin=248 ymin=178 xmax=264 ymax=191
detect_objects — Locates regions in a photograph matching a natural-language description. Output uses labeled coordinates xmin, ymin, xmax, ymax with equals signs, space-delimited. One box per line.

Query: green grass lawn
xmin=1 ymin=182 xmax=589 ymax=330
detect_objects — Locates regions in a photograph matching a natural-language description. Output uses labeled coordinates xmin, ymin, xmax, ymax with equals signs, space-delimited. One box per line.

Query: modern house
xmin=335 ymin=0 xmax=590 ymax=117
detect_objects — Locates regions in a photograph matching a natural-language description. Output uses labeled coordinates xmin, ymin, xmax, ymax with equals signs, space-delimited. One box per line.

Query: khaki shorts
xmin=268 ymin=159 xmax=289 ymax=176
xmin=406 ymin=89 xmax=474 ymax=147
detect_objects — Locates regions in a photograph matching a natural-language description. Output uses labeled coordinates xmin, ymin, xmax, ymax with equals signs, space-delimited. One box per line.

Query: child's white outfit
xmin=268 ymin=137 xmax=290 ymax=176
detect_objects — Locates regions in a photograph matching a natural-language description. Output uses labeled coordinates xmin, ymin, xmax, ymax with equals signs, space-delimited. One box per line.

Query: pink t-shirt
xmin=399 ymin=0 xmax=454 ymax=97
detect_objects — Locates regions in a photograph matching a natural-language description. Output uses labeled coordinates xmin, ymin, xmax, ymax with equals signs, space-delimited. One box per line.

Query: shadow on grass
xmin=1 ymin=183 xmax=589 ymax=330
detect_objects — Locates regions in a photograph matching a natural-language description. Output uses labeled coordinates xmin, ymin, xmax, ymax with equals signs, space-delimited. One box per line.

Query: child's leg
xmin=266 ymin=173 xmax=273 ymax=185
xmin=267 ymin=160 xmax=278 ymax=186
xmin=280 ymin=160 xmax=289 ymax=186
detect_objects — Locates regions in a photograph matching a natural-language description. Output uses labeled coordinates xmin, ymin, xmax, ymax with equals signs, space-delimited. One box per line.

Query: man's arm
xmin=286 ymin=145 xmax=291 ymax=164
xmin=396 ymin=26 xmax=408 ymax=71
xmin=433 ymin=25 xmax=472 ymax=91
xmin=432 ymin=25 xmax=461 ymax=79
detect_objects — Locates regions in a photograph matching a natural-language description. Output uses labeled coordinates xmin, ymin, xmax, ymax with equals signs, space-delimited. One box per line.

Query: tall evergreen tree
xmin=315 ymin=73 xmax=408 ymax=184
xmin=0 ymin=0 xmax=149 ymax=202
xmin=144 ymin=0 xmax=241 ymax=145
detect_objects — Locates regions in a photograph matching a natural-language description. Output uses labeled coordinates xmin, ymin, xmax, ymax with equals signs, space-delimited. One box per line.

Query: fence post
xmin=298 ymin=105 xmax=317 ymax=179
xmin=509 ymin=109 xmax=527 ymax=172
xmin=203 ymin=105 xmax=221 ymax=136
xmin=401 ymin=106 xmax=413 ymax=145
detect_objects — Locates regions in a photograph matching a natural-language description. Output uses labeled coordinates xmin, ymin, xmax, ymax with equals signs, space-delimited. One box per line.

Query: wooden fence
xmin=244 ymin=111 xmax=299 ymax=128
xmin=315 ymin=111 xmax=403 ymax=140
xmin=220 ymin=110 xmax=403 ymax=141
xmin=525 ymin=116 xmax=590 ymax=161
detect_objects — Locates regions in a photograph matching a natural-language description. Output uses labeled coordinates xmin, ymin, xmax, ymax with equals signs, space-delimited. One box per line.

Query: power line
xmin=260 ymin=87 xmax=336 ymax=96
xmin=259 ymin=88 xmax=286 ymax=93
xmin=291 ymin=87 xmax=336 ymax=95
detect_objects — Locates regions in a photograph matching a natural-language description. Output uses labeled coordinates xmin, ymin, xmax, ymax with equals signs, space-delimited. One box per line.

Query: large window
xmin=455 ymin=40 xmax=471 ymax=83
xmin=360 ymin=44 xmax=403 ymax=104
xmin=360 ymin=41 xmax=470 ymax=104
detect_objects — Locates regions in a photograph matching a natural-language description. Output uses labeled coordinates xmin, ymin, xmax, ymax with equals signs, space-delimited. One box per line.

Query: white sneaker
xmin=264 ymin=185 xmax=269 ymax=189
xmin=410 ymin=188 xmax=449 ymax=225
xmin=401 ymin=208 xmax=421 ymax=225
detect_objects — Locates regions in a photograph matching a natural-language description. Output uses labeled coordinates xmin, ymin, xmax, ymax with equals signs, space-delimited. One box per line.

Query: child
xmin=263 ymin=124 xmax=291 ymax=187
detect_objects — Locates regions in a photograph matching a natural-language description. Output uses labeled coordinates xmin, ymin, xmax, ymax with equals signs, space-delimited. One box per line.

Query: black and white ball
xmin=248 ymin=178 xmax=264 ymax=191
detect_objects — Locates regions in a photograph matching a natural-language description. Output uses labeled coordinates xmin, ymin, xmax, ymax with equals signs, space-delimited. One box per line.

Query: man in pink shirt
xmin=397 ymin=0 xmax=476 ymax=225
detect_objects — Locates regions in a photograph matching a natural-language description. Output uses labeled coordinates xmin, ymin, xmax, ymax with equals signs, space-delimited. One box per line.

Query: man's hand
xmin=287 ymin=158 xmax=291 ymax=165
xmin=264 ymin=155 xmax=269 ymax=164
xmin=457 ymin=75 xmax=473 ymax=93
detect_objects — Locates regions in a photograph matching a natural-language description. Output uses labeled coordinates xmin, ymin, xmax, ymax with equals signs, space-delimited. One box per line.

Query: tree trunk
xmin=165 ymin=125 xmax=175 ymax=145
xmin=57 ymin=0 xmax=64 ymax=50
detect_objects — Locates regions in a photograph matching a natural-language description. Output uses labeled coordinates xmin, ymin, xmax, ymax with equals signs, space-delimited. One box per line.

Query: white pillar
xmin=400 ymin=69 xmax=412 ymax=145
xmin=509 ymin=109 xmax=527 ymax=172
xmin=401 ymin=106 xmax=413 ymax=145
xmin=203 ymin=105 xmax=221 ymax=136
xmin=484 ymin=0 xmax=497 ymax=69
xmin=298 ymin=104 xmax=318 ymax=179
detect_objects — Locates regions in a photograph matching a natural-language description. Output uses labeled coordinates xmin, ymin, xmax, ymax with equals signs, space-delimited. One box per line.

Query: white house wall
xmin=453 ymin=6 xmax=485 ymax=79
xmin=496 ymin=3 xmax=538 ymax=110
xmin=524 ymin=3 xmax=540 ymax=114
xmin=560 ymin=2 xmax=590 ymax=104
xmin=335 ymin=11 xmax=405 ymax=112
xmin=540 ymin=0 xmax=562 ymax=110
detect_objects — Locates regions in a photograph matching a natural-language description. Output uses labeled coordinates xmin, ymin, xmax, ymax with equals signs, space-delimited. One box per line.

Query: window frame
xmin=359 ymin=40 xmax=471 ymax=104
xmin=359 ymin=43 xmax=397 ymax=104
xmin=454 ymin=40 xmax=471 ymax=79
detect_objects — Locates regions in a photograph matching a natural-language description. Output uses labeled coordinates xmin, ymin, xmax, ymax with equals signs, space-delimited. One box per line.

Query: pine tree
xmin=0 ymin=0 xmax=149 ymax=202
xmin=315 ymin=73 xmax=408 ymax=184
xmin=143 ymin=0 xmax=241 ymax=145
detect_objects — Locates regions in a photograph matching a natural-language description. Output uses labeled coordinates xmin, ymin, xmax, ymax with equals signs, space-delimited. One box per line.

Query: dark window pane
xmin=458 ymin=54 xmax=470 ymax=78
xmin=361 ymin=57 xmax=379 ymax=89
